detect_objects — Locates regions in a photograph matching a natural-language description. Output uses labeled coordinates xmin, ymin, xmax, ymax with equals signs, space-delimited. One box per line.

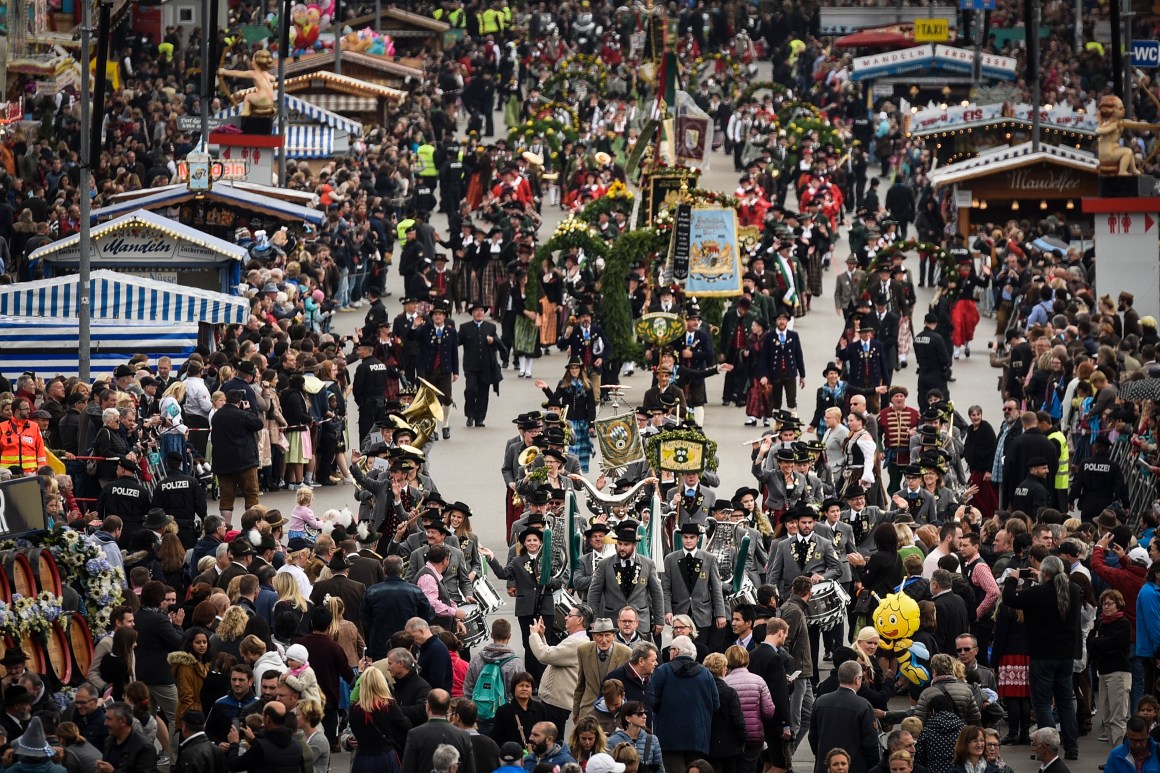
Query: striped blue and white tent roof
xmin=0 ymin=317 xmax=198 ymax=379
xmin=0 ymin=270 xmax=248 ymax=325
xmin=286 ymin=125 xmax=336 ymax=159
xmin=91 ymin=184 xmax=325 ymax=225
xmin=212 ymin=94 xmax=364 ymax=137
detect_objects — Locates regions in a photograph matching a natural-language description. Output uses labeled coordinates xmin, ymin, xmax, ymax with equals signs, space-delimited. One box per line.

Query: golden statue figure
xmin=1096 ymin=94 xmax=1160 ymax=175
xmin=218 ymin=50 xmax=277 ymax=118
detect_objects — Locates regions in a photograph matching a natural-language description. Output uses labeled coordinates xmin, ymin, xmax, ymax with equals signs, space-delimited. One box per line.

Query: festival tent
xmin=0 ymin=271 xmax=247 ymax=377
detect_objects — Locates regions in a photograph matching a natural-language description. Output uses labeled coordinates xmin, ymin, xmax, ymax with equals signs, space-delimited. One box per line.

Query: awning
xmin=91 ymin=185 xmax=325 ymax=226
xmin=0 ymin=270 xmax=248 ymax=325
xmin=107 ymin=181 xmax=320 ymax=207
xmin=29 ymin=209 xmax=248 ymax=264
xmin=834 ymin=29 xmax=913 ymax=48
xmin=286 ymin=125 xmax=337 ymax=159
xmin=928 ymin=141 xmax=1099 ymax=188
xmin=297 ymin=94 xmax=380 ymax=114
xmin=211 ymin=93 xmax=363 ymax=137
xmin=0 ymin=317 xmax=198 ymax=378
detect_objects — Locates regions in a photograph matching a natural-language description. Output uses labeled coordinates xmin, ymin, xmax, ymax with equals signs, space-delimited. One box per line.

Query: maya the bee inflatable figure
xmin=873 ymin=591 xmax=931 ymax=686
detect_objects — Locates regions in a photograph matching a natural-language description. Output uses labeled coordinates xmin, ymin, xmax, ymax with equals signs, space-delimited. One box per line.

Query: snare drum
xmin=553 ymin=588 xmax=581 ymax=634
xmin=460 ymin=603 xmax=488 ymax=647
xmin=472 ymin=577 xmax=503 ymax=614
xmin=805 ymin=580 xmax=851 ymax=631
xmin=725 ymin=577 xmax=759 ymax=613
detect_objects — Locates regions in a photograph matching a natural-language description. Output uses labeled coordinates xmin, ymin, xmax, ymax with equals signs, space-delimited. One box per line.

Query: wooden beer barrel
xmin=66 ymin=613 xmax=94 ymax=685
xmin=0 ymin=551 xmax=36 ymax=598
xmin=23 ymin=548 xmax=62 ymax=597
xmin=43 ymin=621 xmax=72 ymax=686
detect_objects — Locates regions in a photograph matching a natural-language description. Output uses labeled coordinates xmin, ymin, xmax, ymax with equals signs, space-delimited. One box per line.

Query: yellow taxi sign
xmin=914 ymin=19 xmax=950 ymax=42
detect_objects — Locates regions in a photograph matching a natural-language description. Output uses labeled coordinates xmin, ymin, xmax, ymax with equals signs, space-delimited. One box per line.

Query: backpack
xmin=472 ymin=655 xmax=515 ymax=721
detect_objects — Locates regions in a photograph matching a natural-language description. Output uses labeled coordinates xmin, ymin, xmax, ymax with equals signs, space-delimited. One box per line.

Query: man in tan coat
xmin=528 ymin=603 xmax=591 ymax=733
xmin=572 ymin=618 xmax=631 ymax=721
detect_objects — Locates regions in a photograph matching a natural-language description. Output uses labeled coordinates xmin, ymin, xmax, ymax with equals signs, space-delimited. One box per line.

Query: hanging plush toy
xmin=873 ymin=591 xmax=931 ymax=686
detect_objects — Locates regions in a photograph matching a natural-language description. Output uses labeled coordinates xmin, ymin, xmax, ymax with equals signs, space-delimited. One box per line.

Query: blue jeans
xmin=1133 ymin=656 xmax=1148 ymax=714
xmin=1030 ymin=658 xmax=1079 ymax=752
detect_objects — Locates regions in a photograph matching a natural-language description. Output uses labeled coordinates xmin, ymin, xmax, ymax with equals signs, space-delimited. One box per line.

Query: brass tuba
xmin=517 ymin=445 xmax=541 ymax=467
xmin=401 ymin=378 xmax=446 ymax=448
xmin=351 ymin=454 xmax=373 ymax=494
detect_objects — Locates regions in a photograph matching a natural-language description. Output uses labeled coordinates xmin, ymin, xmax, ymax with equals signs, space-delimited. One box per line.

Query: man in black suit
xmin=839 ymin=323 xmax=891 ymax=412
xmin=309 ymin=553 xmax=366 ymax=626
xmin=458 ymin=301 xmax=504 ymax=428
xmin=1030 ymin=727 xmax=1071 ymax=773
xmin=216 ymin=538 xmax=254 ymax=590
xmin=401 ymin=689 xmax=477 ymax=773
xmin=930 ymin=569 xmax=970 ymax=658
xmin=560 ymin=306 xmax=610 ymax=399
xmin=676 ymin=305 xmax=716 ymax=423
xmin=808 ymin=661 xmax=881 ymax=773
xmin=758 ymin=310 xmax=806 ymax=414
xmin=870 ymin=293 xmax=900 ymax=369
xmin=748 ymin=619 xmax=794 ymax=773
xmin=409 ymin=300 xmax=459 ymax=439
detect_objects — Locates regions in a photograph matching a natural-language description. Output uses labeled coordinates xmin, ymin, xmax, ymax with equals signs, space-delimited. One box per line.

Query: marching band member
xmin=662 ymin=523 xmax=727 ymax=649
xmin=405 ymin=516 xmax=475 ymax=605
xmin=446 ymin=501 xmax=481 ymax=582
xmin=572 ymin=521 xmax=611 ymax=600
xmin=711 ymin=500 xmax=767 ymax=590
xmin=587 ymin=525 xmax=665 ymax=641
xmin=666 ymin=471 xmax=718 ymax=527
xmin=752 ymin=444 xmax=806 ymax=522
xmin=765 ymin=504 xmax=841 ymax=603
xmin=481 ymin=524 xmax=562 ymax=683
xmin=502 ymin=412 xmax=543 ymax=533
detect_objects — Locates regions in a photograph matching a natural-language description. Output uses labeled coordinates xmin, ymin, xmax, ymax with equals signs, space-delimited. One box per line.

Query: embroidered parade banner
xmin=594 ymin=411 xmax=646 ymax=471
xmin=682 ymin=207 xmax=743 ymax=297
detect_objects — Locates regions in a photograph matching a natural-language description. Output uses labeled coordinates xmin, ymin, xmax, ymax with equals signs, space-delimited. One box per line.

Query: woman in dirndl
xmin=281 ymin=374 xmax=313 ymax=489
xmin=743 ymin=317 xmax=772 ymax=424
xmin=991 ymin=598 xmax=1031 ymax=744
xmin=157 ymin=381 xmax=188 ymax=468
xmin=513 ymin=271 xmax=542 ymax=379
xmin=537 ymin=257 xmax=563 ymax=349
xmin=536 ymin=357 xmax=596 ymax=472
xmin=949 ymin=253 xmax=989 ymax=359
xmin=480 ymin=232 xmax=507 ymax=311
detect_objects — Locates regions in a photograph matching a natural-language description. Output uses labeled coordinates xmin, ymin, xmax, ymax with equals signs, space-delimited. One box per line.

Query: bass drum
xmin=459 ymin=603 xmax=488 ymax=647
xmin=806 ymin=580 xmax=851 ymax=631
xmin=553 ymin=588 xmax=581 ymax=636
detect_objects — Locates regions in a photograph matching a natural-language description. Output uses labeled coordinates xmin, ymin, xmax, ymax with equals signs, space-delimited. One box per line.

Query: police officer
xmin=439 ymin=144 xmax=465 ymax=216
xmin=912 ymin=311 xmax=951 ymax=404
xmin=1010 ymin=457 xmax=1051 ymax=518
xmin=363 ymin=285 xmax=389 ymax=333
xmin=352 ymin=338 xmax=389 ymax=443
xmin=150 ymin=452 xmax=207 ymax=548
xmin=95 ymin=459 xmax=152 ymax=545
xmin=1069 ymin=435 xmax=1127 ymax=521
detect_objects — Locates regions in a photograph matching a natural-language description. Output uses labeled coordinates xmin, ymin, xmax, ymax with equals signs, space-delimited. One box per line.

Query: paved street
xmin=253 ymin=64 xmax=1113 ymax=772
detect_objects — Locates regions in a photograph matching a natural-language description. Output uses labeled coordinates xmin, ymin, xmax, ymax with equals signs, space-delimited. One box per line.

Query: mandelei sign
xmin=970 ymin=162 xmax=1099 ymax=200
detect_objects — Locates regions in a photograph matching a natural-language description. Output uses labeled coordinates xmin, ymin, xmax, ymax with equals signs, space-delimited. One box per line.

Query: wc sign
xmin=1132 ymin=40 xmax=1160 ymax=67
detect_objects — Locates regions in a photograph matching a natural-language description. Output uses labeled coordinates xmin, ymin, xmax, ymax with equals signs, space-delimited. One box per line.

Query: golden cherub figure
xmin=218 ymin=50 xmax=276 ymax=118
xmin=1097 ymin=94 xmax=1160 ymax=175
